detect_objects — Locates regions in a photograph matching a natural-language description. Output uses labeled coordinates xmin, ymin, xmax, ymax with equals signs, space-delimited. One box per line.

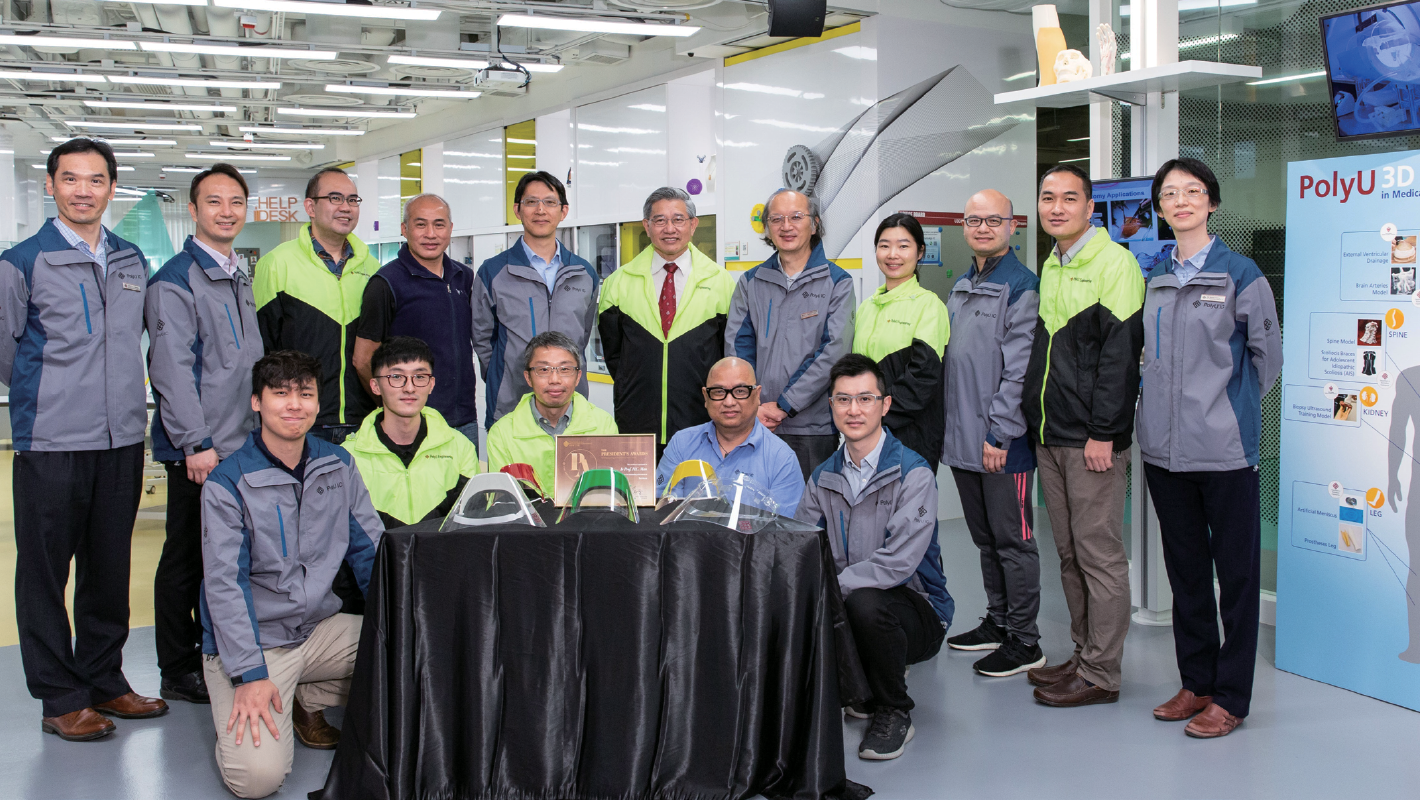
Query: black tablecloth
xmin=312 ymin=505 xmax=871 ymax=800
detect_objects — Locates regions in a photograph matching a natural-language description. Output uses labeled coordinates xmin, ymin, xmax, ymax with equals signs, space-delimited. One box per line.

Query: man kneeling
xmin=200 ymin=351 xmax=384 ymax=798
xmin=795 ymin=354 xmax=953 ymax=761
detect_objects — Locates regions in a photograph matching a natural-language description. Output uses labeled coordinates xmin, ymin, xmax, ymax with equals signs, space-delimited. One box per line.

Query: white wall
xmin=574 ymin=85 xmax=669 ymax=224
xmin=446 ymin=129 xmax=506 ymax=236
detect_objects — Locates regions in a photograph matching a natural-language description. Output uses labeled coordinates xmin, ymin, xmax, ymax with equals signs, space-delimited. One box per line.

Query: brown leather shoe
xmin=292 ymin=699 xmax=341 ymax=750
xmin=1185 ymin=702 xmax=1243 ymax=738
xmin=94 ymin=692 xmax=169 ymax=719
xmin=41 ymin=708 xmax=116 ymax=741
xmin=1154 ymin=688 xmax=1213 ymax=721
xmin=1027 ymin=658 xmax=1078 ymax=687
xmin=1033 ymin=673 xmax=1120 ymax=707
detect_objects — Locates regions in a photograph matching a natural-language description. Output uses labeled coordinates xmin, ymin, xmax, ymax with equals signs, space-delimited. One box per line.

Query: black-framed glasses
xmin=830 ymin=393 xmax=884 ymax=409
xmin=313 ymin=193 xmax=362 ymax=207
xmin=964 ymin=215 xmax=1006 ymax=228
xmin=529 ymin=365 xmax=580 ymax=378
xmin=379 ymin=373 xmax=432 ymax=387
xmin=705 ymin=384 xmax=756 ymax=400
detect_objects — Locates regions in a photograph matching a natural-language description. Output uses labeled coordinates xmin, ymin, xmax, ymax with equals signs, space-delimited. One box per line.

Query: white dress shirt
xmin=652 ymin=248 xmax=689 ymax=303
xmin=193 ymin=236 xmax=241 ymax=278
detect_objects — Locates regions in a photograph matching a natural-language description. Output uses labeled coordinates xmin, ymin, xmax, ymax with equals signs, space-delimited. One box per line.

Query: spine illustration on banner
xmin=1280 ymin=149 xmax=1420 ymax=714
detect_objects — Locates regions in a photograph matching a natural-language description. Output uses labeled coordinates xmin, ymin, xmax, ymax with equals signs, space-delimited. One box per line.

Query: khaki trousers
xmin=203 ymin=613 xmax=361 ymax=799
xmin=1036 ymin=445 xmax=1130 ymax=692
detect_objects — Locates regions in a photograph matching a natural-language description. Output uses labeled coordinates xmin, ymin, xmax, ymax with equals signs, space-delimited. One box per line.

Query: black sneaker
xmin=973 ymin=636 xmax=1047 ymax=677
xmin=844 ymin=703 xmax=871 ymax=720
xmin=859 ymin=709 xmax=914 ymax=760
xmin=947 ymin=617 xmax=1006 ymax=651
xmin=159 ymin=670 xmax=211 ymax=704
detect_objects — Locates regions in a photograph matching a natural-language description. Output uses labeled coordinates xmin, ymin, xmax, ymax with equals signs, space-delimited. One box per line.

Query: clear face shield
xmin=440 ymin=472 xmax=547 ymax=531
xmin=557 ymin=468 xmax=640 ymax=524
xmin=660 ymin=472 xmax=818 ymax=534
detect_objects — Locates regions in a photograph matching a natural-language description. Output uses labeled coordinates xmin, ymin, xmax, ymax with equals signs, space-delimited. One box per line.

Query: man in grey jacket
xmin=201 ymin=350 xmax=382 ymax=798
xmin=0 ymin=138 xmax=168 ymax=742
xmin=728 ymin=189 xmax=855 ymax=479
xmin=797 ymin=354 xmax=951 ymax=762
xmin=147 ymin=163 xmax=264 ymax=706
xmin=942 ymin=190 xmax=1046 ymax=679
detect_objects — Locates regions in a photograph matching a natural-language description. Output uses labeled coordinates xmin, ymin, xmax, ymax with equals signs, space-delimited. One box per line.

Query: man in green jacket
xmin=487 ymin=331 xmax=618 ymax=496
xmin=598 ymin=187 xmax=736 ymax=451
xmin=342 ymin=336 xmax=479 ymax=531
xmin=1022 ymin=164 xmax=1145 ymax=708
xmin=255 ymin=167 xmax=380 ymax=445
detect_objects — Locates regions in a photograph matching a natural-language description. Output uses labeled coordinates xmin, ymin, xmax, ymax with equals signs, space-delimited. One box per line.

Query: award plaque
xmin=553 ymin=434 xmax=658 ymax=506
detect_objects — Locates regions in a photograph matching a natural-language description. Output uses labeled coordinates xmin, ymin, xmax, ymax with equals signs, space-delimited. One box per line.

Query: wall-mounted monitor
xmin=1321 ymin=2 xmax=1420 ymax=141
xmin=1092 ymin=176 xmax=1176 ymax=277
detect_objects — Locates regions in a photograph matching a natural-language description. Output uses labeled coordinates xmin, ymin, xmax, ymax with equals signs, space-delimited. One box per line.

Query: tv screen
xmin=1321 ymin=2 xmax=1420 ymax=141
xmin=1092 ymin=176 xmax=1176 ymax=277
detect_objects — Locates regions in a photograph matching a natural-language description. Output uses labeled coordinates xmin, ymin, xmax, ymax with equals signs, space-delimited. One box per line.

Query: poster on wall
xmin=1091 ymin=177 xmax=1175 ymax=276
xmin=1278 ymin=150 xmax=1420 ymax=710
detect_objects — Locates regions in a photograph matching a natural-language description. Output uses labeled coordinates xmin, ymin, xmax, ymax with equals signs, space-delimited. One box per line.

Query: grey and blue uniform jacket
xmin=147 ymin=236 xmax=263 ymax=461
xmin=471 ymin=238 xmax=599 ymax=427
xmin=942 ymin=250 xmax=1040 ymax=473
xmin=200 ymin=432 xmax=383 ymax=684
xmin=0 ymin=220 xmax=149 ymax=451
xmin=795 ymin=429 xmax=954 ymax=627
xmin=1137 ymin=238 xmax=1282 ymax=472
xmin=726 ymin=243 xmax=856 ymax=436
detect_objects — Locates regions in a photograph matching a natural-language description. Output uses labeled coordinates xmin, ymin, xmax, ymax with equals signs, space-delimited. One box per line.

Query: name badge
xmin=1201 ymin=293 xmax=1225 ymax=302
xmin=801 ymin=310 xmax=819 ymax=320
xmin=122 ymin=282 xmax=142 ymax=292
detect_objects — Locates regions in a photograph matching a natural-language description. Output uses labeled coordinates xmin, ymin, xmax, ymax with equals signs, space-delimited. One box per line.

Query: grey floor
xmin=2 ymin=518 xmax=1417 ymax=800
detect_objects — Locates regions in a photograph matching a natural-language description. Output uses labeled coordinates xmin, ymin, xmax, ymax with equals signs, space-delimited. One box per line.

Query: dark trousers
xmin=844 ymin=585 xmax=945 ymax=711
xmin=1144 ymin=463 xmax=1261 ymax=718
xmin=779 ymin=434 xmax=840 ymax=481
xmin=951 ymin=468 xmax=1042 ymax=647
xmin=154 ymin=463 xmax=204 ymax=678
xmin=14 ymin=444 xmax=144 ymax=717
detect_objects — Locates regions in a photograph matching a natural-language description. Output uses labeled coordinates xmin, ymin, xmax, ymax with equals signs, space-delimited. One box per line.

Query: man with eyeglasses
xmin=255 ymin=167 xmax=380 ymax=446
xmin=940 ymin=189 xmax=1046 ymax=679
xmin=599 ymin=187 xmax=736 ymax=453
xmin=486 ymin=331 xmax=617 ymax=495
xmin=795 ymin=354 xmax=951 ymax=762
xmin=352 ymin=193 xmax=480 ymax=452
xmin=343 ymin=336 xmax=479 ymax=531
xmin=473 ymin=171 xmax=599 ymax=430
xmin=654 ymin=357 xmax=803 ymax=516
xmin=727 ymin=189 xmax=856 ymax=480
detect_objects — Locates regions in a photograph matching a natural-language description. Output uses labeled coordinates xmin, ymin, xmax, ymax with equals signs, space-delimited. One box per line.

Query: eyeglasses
xmin=649 ymin=214 xmax=692 ymax=228
xmin=767 ymin=212 xmax=811 ymax=226
xmin=1159 ymin=187 xmax=1207 ymax=202
xmin=830 ymin=393 xmax=884 ymax=409
xmin=705 ymin=384 xmax=756 ymax=400
xmin=519 ymin=197 xmax=564 ymax=210
xmin=312 ymin=193 xmax=362 ymax=207
xmin=529 ymin=365 xmax=580 ymax=378
xmin=380 ymin=373 xmax=432 ymax=387
xmin=964 ymin=215 xmax=1007 ymax=228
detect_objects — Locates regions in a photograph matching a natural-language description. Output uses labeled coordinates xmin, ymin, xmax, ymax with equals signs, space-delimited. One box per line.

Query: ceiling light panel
xmin=277 ymin=107 xmax=416 ymax=118
xmin=85 ymin=100 xmax=239 ymax=112
xmin=497 ymin=14 xmax=699 ymax=37
xmin=0 ymin=69 xmax=108 ymax=83
xmin=238 ymin=126 xmax=365 ymax=136
xmin=187 ymin=153 xmax=292 ymax=162
xmin=68 ymin=120 xmax=204 ymax=130
xmin=0 ymin=35 xmax=138 ymax=50
xmin=165 ymin=166 xmax=257 ymax=173
xmin=324 ymin=83 xmax=480 ymax=99
xmin=51 ymin=136 xmax=178 ymax=145
xmin=213 ymin=0 xmax=441 ymax=21
xmin=139 ymin=41 xmax=339 ymax=60
xmin=207 ymin=140 xmax=325 ymax=150
xmin=109 ymin=76 xmax=282 ymax=89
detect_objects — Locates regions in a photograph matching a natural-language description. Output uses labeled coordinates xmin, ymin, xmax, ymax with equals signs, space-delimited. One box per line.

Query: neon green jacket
xmin=852 ymin=276 xmax=950 ymax=463
xmin=254 ymin=224 xmax=380 ymax=427
xmin=486 ymin=392 xmax=619 ymax=495
xmin=597 ymin=244 xmax=736 ymax=444
xmin=342 ymin=406 xmax=479 ymax=528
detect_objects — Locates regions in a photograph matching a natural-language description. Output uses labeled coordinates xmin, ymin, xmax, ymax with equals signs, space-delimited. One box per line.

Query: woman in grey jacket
xmin=1137 ymin=158 xmax=1281 ymax=740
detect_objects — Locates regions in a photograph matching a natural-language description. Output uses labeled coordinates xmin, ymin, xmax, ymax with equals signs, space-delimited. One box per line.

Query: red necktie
xmin=659 ymin=262 xmax=678 ymax=336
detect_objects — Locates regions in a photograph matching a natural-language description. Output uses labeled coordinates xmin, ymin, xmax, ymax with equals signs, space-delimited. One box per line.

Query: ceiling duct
xmin=293 ymin=15 xmax=379 ymax=75
xmin=564 ymin=39 xmax=631 ymax=66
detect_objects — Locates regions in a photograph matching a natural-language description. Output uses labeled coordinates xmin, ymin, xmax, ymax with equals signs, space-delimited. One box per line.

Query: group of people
xmin=0 ymin=135 xmax=1280 ymax=797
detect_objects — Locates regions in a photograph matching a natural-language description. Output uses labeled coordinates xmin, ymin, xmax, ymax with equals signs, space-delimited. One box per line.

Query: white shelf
xmin=994 ymin=60 xmax=1263 ymax=108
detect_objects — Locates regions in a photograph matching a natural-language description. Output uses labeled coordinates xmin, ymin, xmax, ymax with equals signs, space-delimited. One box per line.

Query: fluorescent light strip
xmin=114 ymin=152 xmax=156 ymax=158
xmin=1248 ymin=70 xmax=1327 ymax=86
xmin=0 ymin=35 xmax=137 ymax=50
xmin=109 ymin=75 xmax=281 ymax=89
xmin=324 ymin=83 xmax=479 ymax=99
xmin=32 ymin=163 xmax=133 ymax=171
xmin=139 ymin=41 xmax=338 ymax=59
xmin=213 ymin=0 xmax=441 ymax=21
xmin=85 ymin=100 xmax=238 ymax=112
xmin=51 ymin=136 xmax=177 ymax=145
xmin=0 ymin=69 xmax=107 ymax=83
xmin=503 ymin=61 xmax=563 ymax=73
xmin=207 ymin=140 xmax=325 ymax=150
xmin=238 ymin=126 xmax=365 ymax=136
xmin=187 ymin=153 xmax=292 ymax=162
xmin=277 ymin=107 xmax=416 ymax=118
xmin=68 ymin=120 xmax=204 ymax=130
xmin=1060 ymin=156 xmax=1090 ymax=163
xmin=113 ymin=187 xmax=149 ymax=196
xmin=497 ymin=13 xmax=698 ymax=37
xmin=386 ymin=55 xmax=565 ymax=74
xmin=164 ymin=166 xmax=257 ymax=174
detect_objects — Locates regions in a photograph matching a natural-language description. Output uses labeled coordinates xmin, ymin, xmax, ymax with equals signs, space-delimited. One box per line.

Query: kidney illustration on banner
xmin=1281 ymin=150 xmax=1420 ymax=713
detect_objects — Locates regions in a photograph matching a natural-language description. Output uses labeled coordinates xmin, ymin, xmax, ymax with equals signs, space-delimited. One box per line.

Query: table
xmin=311 ymin=505 xmax=871 ymax=800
